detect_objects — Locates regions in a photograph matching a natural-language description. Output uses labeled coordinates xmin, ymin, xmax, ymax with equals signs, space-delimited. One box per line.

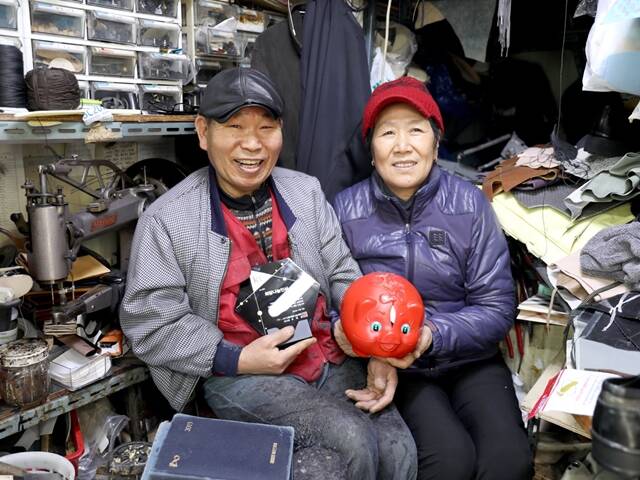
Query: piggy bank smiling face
xmin=340 ymin=272 xmax=424 ymax=358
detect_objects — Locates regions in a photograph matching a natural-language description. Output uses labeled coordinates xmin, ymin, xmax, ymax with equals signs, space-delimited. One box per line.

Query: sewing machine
xmin=11 ymin=158 xmax=157 ymax=325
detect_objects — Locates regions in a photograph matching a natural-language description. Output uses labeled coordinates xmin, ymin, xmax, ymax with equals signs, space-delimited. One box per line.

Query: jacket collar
xmin=208 ymin=164 xmax=296 ymax=236
xmin=370 ymin=163 xmax=442 ymax=219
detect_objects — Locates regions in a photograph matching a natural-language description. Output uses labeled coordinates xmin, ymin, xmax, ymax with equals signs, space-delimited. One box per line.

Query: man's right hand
xmin=237 ymin=326 xmax=317 ymax=375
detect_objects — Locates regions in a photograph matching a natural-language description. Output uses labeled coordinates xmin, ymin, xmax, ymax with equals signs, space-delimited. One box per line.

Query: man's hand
xmin=381 ymin=326 xmax=432 ymax=369
xmin=237 ymin=326 xmax=316 ymax=375
xmin=346 ymin=358 xmax=398 ymax=413
xmin=333 ymin=319 xmax=360 ymax=357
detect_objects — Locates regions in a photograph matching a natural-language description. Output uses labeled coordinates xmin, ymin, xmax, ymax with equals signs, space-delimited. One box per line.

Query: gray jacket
xmin=120 ymin=166 xmax=361 ymax=411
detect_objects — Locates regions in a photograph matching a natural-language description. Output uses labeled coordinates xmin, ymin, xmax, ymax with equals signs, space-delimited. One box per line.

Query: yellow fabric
xmin=491 ymin=192 xmax=634 ymax=264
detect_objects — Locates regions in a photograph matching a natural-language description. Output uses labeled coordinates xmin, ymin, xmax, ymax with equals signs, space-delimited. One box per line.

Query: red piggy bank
xmin=340 ymin=272 xmax=424 ymax=358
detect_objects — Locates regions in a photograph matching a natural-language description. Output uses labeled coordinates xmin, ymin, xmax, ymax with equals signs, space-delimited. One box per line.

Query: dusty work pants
xmin=396 ymin=355 xmax=534 ymax=480
xmin=203 ymin=357 xmax=417 ymax=480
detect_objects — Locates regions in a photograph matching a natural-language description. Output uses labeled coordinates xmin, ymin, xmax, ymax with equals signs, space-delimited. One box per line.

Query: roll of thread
xmin=0 ymin=45 xmax=27 ymax=108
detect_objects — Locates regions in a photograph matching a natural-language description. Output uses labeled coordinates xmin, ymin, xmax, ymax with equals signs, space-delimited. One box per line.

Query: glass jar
xmin=0 ymin=339 xmax=50 ymax=408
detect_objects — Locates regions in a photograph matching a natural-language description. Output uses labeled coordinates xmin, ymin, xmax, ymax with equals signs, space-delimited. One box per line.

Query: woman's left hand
xmin=381 ymin=326 xmax=433 ymax=369
xmin=346 ymin=358 xmax=398 ymax=413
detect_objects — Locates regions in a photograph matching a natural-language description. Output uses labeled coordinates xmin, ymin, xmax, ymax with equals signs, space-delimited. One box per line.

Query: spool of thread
xmin=0 ymin=44 xmax=27 ymax=108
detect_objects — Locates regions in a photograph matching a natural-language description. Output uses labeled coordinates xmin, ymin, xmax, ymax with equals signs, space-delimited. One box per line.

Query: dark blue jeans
xmin=203 ymin=358 xmax=417 ymax=480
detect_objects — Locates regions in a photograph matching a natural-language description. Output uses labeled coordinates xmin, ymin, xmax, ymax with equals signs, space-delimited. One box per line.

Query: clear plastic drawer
xmin=136 ymin=0 xmax=178 ymax=17
xmin=32 ymin=40 xmax=86 ymax=74
xmin=140 ymin=84 xmax=181 ymax=112
xmin=0 ymin=0 xmax=18 ymax=30
xmin=91 ymin=82 xmax=140 ymax=110
xmin=195 ymin=0 xmax=237 ymax=27
xmin=237 ymin=8 xmax=267 ymax=33
xmin=87 ymin=10 xmax=137 ymax=44
xmin=139 ymin=52 xmax=190 ymax=82
xmin=89 ymin=47 xmax=136 ymax=77
xmin=30 ymin=2 xmax=85 ymax=38
xmin=139 ymin=19 xmax=180 ymax=49
xmin=195 ymin=27 xmax=246 ymax=58
xmin=195 ymin=58 xmax=231 ymax=84
xmin=87 ymin=0 xmax=134 ymax=11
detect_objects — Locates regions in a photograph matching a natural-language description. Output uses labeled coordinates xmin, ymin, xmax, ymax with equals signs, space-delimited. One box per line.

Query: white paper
xmin=49 ymin=349 xmax=111 ymax=390
xmin=543 ymin=368 xmax=619 ymax=416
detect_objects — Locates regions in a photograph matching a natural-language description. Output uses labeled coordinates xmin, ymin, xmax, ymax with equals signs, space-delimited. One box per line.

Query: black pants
xmin=395 ymin=355 xmax=534 ymax=480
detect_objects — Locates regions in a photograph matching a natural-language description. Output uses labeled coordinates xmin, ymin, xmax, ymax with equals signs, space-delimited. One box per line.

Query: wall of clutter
xmin=0 ymin=0 xmax=285 ymax=113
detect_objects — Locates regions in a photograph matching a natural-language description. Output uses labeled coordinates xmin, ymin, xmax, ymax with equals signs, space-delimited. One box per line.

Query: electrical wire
xmin=0 ymin=45 xmax=27 ymax=108
xmin=381 ymin=0 xmax=392 ymax=86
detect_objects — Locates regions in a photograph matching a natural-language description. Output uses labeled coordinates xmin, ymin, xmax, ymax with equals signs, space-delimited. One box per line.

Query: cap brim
xmin=210 ymin=102 xmax=281 ymax=123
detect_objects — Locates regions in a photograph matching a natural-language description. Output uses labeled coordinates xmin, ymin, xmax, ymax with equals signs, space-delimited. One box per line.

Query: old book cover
xmin=142 ymin=414 xmax=294 ymax=480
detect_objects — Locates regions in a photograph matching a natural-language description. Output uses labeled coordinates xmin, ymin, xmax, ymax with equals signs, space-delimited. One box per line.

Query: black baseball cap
xmin=199 ymin=67 xmax=284 ymax=122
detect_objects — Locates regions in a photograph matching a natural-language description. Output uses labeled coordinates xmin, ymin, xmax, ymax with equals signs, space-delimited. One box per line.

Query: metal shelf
xmin=0 ymin=364 xmax=149 ymax=440
xmin=0 ymin=116 xmax=196 ymax=143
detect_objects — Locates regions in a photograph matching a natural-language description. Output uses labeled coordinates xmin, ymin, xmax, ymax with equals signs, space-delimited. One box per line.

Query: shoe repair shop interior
xmin=0 ymin=0 xmax=639 ymax=478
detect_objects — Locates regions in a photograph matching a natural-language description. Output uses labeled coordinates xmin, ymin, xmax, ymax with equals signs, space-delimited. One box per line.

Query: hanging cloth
xmin=297 ymin=0 xmax=371 ymax=201
xmin=251 ymin=12 xmax=303 ymax=170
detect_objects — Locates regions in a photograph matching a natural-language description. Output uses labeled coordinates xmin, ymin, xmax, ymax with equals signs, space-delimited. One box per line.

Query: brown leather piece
xmin=482 ymin=157 xmax=560 ymax=201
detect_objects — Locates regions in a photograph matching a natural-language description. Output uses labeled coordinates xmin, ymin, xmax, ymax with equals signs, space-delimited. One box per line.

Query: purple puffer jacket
xmin=333 ymin=165 xmax=515 ymax=373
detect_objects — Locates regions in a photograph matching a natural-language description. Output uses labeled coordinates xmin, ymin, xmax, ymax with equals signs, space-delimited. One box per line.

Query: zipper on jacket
xmin=182 ymin=238 xmax=232 ymax=412
xmin=250 ymin=195 xmax=269 ymax=258
xmin=405 ymin=223 xmax=415 ymax=283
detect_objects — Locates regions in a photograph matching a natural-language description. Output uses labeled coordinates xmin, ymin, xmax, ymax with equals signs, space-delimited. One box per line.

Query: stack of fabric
xmin=483 ymin=139 xmax=640 ymax=376
xmin=483 ymin=145 xmax=639 ymax=265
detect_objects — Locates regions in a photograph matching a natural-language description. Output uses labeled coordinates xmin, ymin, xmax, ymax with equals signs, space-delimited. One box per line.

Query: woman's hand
xmin=381 ymin=326 xmax=432 ymax=369
xmin=237 ymin=326 xmax=316 ymax=375
xmin=346 ymin=358 xmax=398 ymax=413
xmin=333 ymin=319 xmax=360 ymax=357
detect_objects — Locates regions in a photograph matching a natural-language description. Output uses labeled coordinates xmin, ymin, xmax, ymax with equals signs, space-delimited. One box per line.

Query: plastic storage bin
xmin=30 ymin=2 xmax=85 ymax=38
xmin=139 ymin=19 xmax=180 ymax=49
xmin=139 ymin=52 xmax=189 ymax=81
xmin=195 ymin=0 xmax=237 ymax=26
xmin=237 ymin=7 xmax=267 ymax=33
xmin=136 ymin=0 xmax=178 ymax=17
xmin=32 ymin=40 xmax=86 ymax=74
xmin=89 ymin=47 xmax=136 ymax=77
xmin=0 ymin=0 xmax=18 ymax=30
xmin=88 ymin=10 xmax=137 ymax=44
xmin=0 ymin=339 xmax=50 ymax=408
xmin=140 ymin=84 xmax=181 ymax=112
xmin=91 ymin=82 xmax=139 ymax=109
xmin=195 ymin=57 xmax=232 ymax=84
xmin=195 ymin=27 xmax=246 ymax=58
xmin=87 ymin=0 xmax=133 ymax=10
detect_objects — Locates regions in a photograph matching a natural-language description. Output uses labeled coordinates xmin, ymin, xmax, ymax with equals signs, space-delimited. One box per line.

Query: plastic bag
xmin=77 ymin=415 xmax=129 ymax=480
xmin=370 ymin=47 xmax=396 ymax=90
xmin=373 ymin=22 xmax=418 ymax=83
xmin=583 ymin=0 xmax=640 ymax=95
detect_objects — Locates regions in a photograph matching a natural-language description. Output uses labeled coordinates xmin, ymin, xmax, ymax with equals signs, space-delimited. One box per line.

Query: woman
xmin=332 ymin=77 xmax=533 ymax=480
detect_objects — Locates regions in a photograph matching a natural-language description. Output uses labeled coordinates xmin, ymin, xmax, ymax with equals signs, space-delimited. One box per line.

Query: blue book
xmin=142 ymin=414 xmax=294 ymax=480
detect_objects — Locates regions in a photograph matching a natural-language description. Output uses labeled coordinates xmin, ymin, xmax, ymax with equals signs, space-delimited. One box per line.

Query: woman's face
xmin=371 ymin=103 xmax=437 ymax=201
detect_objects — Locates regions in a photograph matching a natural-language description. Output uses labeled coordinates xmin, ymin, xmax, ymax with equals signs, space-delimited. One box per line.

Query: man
xmin=120 ymin=68 xmax=416 ymax=480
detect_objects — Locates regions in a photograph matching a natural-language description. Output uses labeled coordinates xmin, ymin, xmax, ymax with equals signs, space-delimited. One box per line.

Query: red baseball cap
xmin=362 ymin=77 xmax=444 ymax=140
